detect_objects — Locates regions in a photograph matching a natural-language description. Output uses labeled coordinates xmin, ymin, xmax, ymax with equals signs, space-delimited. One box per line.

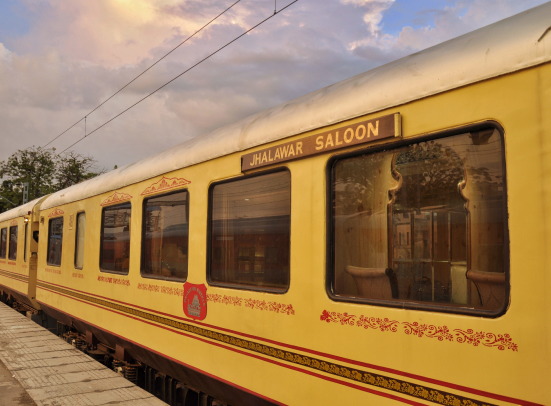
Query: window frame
xmin=99 ymin=202 xmax=132 ymax=275
xmin=206 ymin=167 xmax=292 ymax=294
xmin=140 ymin=188 xmax=190 ymax=283
xmin=0 ymin=227 xmax=6 ymax=259
xmin=8 ymin=225 xmax=18 ymax=261
xmin=325 ymin=120 xmax=510 ymax=318
xmin=74 ymin=211 xmax=86 ymax=270
xmin=24 ymin=222 xmax=28 ymax=262
xmin=47 ymin=216 xmax=64 ymax=267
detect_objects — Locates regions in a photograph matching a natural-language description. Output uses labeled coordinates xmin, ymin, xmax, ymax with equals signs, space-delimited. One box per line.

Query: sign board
xmin=241 ymin=113 xmax=400 ymax=171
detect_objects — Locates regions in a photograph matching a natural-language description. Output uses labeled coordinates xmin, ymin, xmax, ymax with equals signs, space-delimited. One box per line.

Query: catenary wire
xmin=42 ymin=0 xmax=242 ymax=149
xmin=59 ymin=0 xmax=299 ymax=154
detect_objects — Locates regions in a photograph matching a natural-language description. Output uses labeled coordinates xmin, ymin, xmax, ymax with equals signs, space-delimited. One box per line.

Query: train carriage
xmin=1 ymin=3 xmax=551 ymax=405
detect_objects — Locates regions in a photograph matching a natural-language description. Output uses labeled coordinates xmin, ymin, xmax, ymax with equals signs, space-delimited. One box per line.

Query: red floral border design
xmin=100 ymin=192 xmax=133 ymax=206
xmin=48 ymin=208 xmax=65 ymax=217
xmin=320 ymin=310 xmax=518 ymax=352
xmin=207 ymin=294 xmax=295 ymax=315
xmin=141 ymin=176 xmax=191 ymax=196
xmin=97 ymin=275 xmax=130 ymax=286
xmin=137 ymin=283 xmax=184 ymax=297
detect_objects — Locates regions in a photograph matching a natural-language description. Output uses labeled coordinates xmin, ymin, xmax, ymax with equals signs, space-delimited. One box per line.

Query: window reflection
xmin=75 ymin=213 xmax=85 ymax=269
xmin=47 ymin=218 xmax=63 ymax=266
xmin=0 ymin=228 xmax=6 ymax=259
xmin=333 ymin=129 xmax=506 ymax=312
xmin=142 ymin=190 xmax=189 ymax=280
xmin=101 ymin=204 xmax=131 ymax=274
xmin=209 ymin=171 xmax=291 ymax=291
xmin=8 ymin=226 xmax=17 ymax=260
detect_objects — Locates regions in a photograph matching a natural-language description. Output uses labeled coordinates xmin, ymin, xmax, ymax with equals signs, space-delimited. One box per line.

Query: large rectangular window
xmin=0 ymin=228 xmax=6 ymax=259
xmin=209 ymin=171 xmax=291 ymax=291
xmin=331 ymin=128 xmax=507 ymax=315
xmin=8 ymin=226 xmax=17 ymax=260
xmin=142 ymin=190 xmax=189 ymax=281
xmin=100 ymin=203 xmax=131 ymax=274
xmin=47 ymin=217 xmax=64 ymax=266
xmin=75 ymin=213 xmax=86 ymax=269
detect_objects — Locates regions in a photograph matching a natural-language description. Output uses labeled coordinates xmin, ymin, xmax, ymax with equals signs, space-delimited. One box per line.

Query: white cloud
xmin=0 ymin=0 xmax=548 ymax=171
xmin=0 ymin=43 xmax=12 ymax=62
xmin=340 ymin=0 xmax=395 ymax=35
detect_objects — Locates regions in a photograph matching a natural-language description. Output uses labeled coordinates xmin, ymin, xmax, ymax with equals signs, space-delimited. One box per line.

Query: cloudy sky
xmin=0 ymin=0 xmax=548 ymax=171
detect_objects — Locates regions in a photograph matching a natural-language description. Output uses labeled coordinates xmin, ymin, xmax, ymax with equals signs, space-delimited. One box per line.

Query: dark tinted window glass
xmin=210 ymin=171 xmax=290 ymax=291
xmin=0 ymin=228 xmax=6 ymax=258
xmin=101 ymin=204 xmax=131 ymax=274
xmin=8 ymin=226 xmax=17 ymax=260
xmin=75 ymin=213 xmax=86 ymax=269
xmin=47 ymin=218 xmax=64 ymax=266
xmin=143 ymin=190 xmax=189 ymax=280
xmin=333 ymin=129 xmax=506 ymax=312
xmin=24 ymin=223 xmax=28 ymax=262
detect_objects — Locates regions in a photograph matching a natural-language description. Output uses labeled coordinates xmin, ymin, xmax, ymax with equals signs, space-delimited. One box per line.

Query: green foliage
xmin=0 ymin=147 xmax=105 ymax=212
xmin=56 ymin=151 xmax=104 ymax=191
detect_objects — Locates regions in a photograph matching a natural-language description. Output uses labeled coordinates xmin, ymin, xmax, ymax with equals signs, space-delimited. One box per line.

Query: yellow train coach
xmin=1 ymin=3 xmax=551 ymax=405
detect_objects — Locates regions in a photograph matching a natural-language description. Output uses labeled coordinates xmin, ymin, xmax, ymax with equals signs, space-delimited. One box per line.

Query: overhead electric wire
xmin=59 ymin=0 xmax=299 ymax=154
xmin=42 ymin=0 xmax=243 ymax=149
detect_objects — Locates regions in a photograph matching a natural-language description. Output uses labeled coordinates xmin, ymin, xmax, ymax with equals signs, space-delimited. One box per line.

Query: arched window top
xmin=393 ymin=141 xmax=467 ymax=212
xmin=331 ymin=128 xmax=507 ymax=316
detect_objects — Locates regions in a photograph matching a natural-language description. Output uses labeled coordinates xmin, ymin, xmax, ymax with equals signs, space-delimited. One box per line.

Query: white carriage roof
xmin=0 ymin=197 xmax=42 ymax=224
xmin=32 ymin=1 xmax=551 ymax=211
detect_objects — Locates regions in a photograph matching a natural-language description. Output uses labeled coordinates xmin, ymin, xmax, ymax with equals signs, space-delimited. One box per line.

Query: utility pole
xmin=23 ymin=182 xmax=29 ymax=204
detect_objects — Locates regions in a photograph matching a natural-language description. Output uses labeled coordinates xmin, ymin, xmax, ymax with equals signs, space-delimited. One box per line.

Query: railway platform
xmin=0 ymin=302 xmax=167 ymax=405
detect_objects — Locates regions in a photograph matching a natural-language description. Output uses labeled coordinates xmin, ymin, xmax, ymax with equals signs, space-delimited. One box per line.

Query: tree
xmin=0 ymin=146 xmax=57 ymax=211
xmin=0 ymin=147 xmax=105 ymax=212
xmin=56 ymin=151 xmax=105 ymax=191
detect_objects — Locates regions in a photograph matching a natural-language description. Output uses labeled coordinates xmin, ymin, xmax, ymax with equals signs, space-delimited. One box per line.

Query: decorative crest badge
xmin=9 ymin=220 xmax=17 ymax=226
xmin=141 ymin=176 xmax=191 ymax=196
xmin=100 ymin=192 xmax=133 ymax=206
xmin=48 ymin=208 xmax=65 ymax=217
xmin=183 ymin=282 xmax=207 ymax=320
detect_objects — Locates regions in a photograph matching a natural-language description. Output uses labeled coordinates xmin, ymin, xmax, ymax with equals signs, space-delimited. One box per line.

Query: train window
xmin=208 ymin=171 xmax=291 ymax=292
xmin=24 ymin=223 xmax=28 ymax=262
xmin=100 ymin=203 xmax=131 ymax=274
xmin=75 ymin=213 xmax=86 ymax=269
xmin=0 ymin=228 xmax=6 ymax=258
xmin=331 ymin=128 xmax=507 ymax=315
xmin=47 ymin=217 xmax=64 ymax=266
xmin=8 ymin=226 xmax=17 ymax=260
xmin=142 ymin=190 xmax=189 ymax=281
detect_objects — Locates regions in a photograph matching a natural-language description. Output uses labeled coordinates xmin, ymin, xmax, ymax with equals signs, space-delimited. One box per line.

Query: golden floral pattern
xmin=321 ymin=310 xmax=518 ymax=352
xmin=207 ymin=294 xmax=295 ymax=315
xmin=141 ymin=176 xmax=191 ymax=196
xmin=35 ymin=280 xmax=495 ymax=406
xmin=48 ymin=208 xmax=65 ymax=217
xmin=0 ymin=269 xmax=28 ymax=282
xmin=100 ymin=191 xmax=132 ymax=206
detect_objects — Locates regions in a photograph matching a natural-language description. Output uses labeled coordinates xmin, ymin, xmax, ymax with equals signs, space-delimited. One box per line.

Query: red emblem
xmin=183 ymin=282 xmax=207 ymax=320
